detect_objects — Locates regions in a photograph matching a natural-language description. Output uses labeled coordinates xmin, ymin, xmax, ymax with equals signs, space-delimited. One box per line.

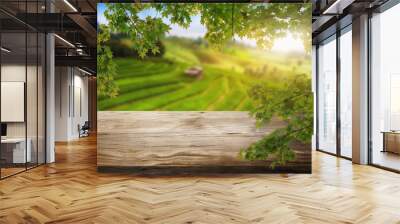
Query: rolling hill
xmin=98 ymin=37 xmax=310 ymax=111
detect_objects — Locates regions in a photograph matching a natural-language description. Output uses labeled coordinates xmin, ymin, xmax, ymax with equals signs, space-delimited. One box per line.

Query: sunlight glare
xmin=271 ymin=33 xmax=304 ymax=53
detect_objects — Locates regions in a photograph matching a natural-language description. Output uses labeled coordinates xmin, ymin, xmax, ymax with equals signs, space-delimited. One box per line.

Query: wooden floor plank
xmin=0 ymin=135 xmax=399 ymax=223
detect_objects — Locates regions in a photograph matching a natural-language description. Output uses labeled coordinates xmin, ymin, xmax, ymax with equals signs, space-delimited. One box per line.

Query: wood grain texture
xmin=0 ymin=136 xmax=400 ymax=223
xmin=97 ymin=111 xmax=311 ymax=172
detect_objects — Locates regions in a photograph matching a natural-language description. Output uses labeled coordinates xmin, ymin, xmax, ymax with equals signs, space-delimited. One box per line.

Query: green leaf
xmin=241 ymin=74 xmax=313 ymax=167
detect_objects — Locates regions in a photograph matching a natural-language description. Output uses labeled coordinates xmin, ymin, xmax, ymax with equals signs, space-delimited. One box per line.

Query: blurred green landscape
xmin=98 ymin=36 xmax=310 ymax=111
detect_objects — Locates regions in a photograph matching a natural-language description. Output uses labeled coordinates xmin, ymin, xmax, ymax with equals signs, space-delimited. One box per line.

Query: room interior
xmin=0 ymin=30 xmax=46 ymax=178
xmin=0 ymin=0 xmax=96 ymax=179
xmin=313 ymin=0 xmax=400 ymax=172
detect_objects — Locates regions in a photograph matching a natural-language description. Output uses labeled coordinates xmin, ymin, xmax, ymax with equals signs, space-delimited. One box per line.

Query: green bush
xmin=240 ymin=74 xmax=313 ymax=167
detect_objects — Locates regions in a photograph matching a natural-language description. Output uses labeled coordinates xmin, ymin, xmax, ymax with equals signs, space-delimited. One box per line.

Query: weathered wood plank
xmin=97 ymin=111 xmax=311 ymax=172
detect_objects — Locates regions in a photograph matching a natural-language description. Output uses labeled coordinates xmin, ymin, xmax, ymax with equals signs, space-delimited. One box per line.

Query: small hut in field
xmin=185 ymin=66 xmax=203 ymax=78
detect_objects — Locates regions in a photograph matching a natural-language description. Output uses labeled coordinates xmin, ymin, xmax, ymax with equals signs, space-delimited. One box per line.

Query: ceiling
xmin=0 ymin=0 xmax=97 ymax=74
xmin=312 ymin=0 xmax=390 ymax=43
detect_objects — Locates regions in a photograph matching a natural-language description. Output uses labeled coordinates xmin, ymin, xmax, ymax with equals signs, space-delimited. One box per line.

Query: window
xmin=317 ymin=36 xmax=337 ymax=154
xmin=339 ymin=27 xmax=352 ymax=158
xmin=370 ymin=3 xmax=400 ymax=171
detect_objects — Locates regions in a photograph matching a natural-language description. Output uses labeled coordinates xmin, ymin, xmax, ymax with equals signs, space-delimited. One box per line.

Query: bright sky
xmin=168 ymin=15 xmax=205 ymax=38
xmin=271 ymin=34 xmax=305 ymax=53
xmin=97 ymin=3 xmax=305 ymax=53
xmin=97 ymin=4 xmax=107 ymax=25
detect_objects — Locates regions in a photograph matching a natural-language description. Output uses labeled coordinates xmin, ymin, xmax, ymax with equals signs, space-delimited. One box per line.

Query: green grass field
xmin=98 ymin=37 xmax=310 ymax=111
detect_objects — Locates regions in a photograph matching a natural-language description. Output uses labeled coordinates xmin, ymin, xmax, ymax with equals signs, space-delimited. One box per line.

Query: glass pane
xmin=1 ymin=31 xmax=27 ymax=177
xmin=0 ymin=0 xmax=46 ymax=178
xmin=26 ymin=0 xmax=39 ymax=169
xmin=0 ymin=1 xmax=28 ymax=32
xmin=27 ymin=31 xmax=38 ymax=169
xmin=38 ymin=33 xmax=45 ymax=165
xmin=371 ymin=4 xmax=400 ymax=171
xmin=318 ymin=37 xmax=337 ymax=154
xmin=340 ymin=29 xmax=352 ymax=158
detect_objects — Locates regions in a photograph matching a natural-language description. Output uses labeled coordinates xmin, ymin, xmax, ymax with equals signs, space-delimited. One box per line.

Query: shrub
xmin=240 ymin=74 xmax=313 ymax=167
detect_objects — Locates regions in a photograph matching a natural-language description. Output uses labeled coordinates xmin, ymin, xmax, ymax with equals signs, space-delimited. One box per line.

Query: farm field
xmin=98 ymin=37 xmax=310 ymax=111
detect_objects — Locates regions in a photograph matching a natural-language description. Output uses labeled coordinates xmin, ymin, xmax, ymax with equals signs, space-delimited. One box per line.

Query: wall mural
xmin=97 ymin=2 xmax=312 ymax=173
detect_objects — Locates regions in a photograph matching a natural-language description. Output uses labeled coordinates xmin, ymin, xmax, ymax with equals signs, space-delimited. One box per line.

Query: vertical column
xmin=46 ymin=0 xmax=55 ymax=163
xmin=312 ymin=45 xmax=317 ymax=150
xmin=46 ymin=33 xmax=55 ymax=163
xmin=352 ymin=14 xmax=369 ymax=164
xmin=336 ymin=30 xmax=341 ymax=156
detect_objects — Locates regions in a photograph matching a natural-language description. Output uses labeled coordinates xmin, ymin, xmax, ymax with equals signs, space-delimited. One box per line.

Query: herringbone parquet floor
xmin=0 ymin=135 xmax=400 ymax=224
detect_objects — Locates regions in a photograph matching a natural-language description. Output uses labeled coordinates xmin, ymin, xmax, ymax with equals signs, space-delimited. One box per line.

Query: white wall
xmin=1 ymin=65 xmax=26 ymax=139
xmin=55 ymin=67 xmax=89 ymax=141
xmin=71 ymin=73 xmax=89 ymax=138
xmin=1 ymin=65 xmax=25 ymax=81
xmin=55 ymin=66 xmax=70 ymax=141
xmin=1 ymin=63 xmax=46 ymax=164
xmin=1 ymin=82 xmax=25 ymax=122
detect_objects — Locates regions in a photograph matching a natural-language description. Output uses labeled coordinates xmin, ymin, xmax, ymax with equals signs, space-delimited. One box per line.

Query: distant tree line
xmin=108 ymin=33 xmax=165 ymax=58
